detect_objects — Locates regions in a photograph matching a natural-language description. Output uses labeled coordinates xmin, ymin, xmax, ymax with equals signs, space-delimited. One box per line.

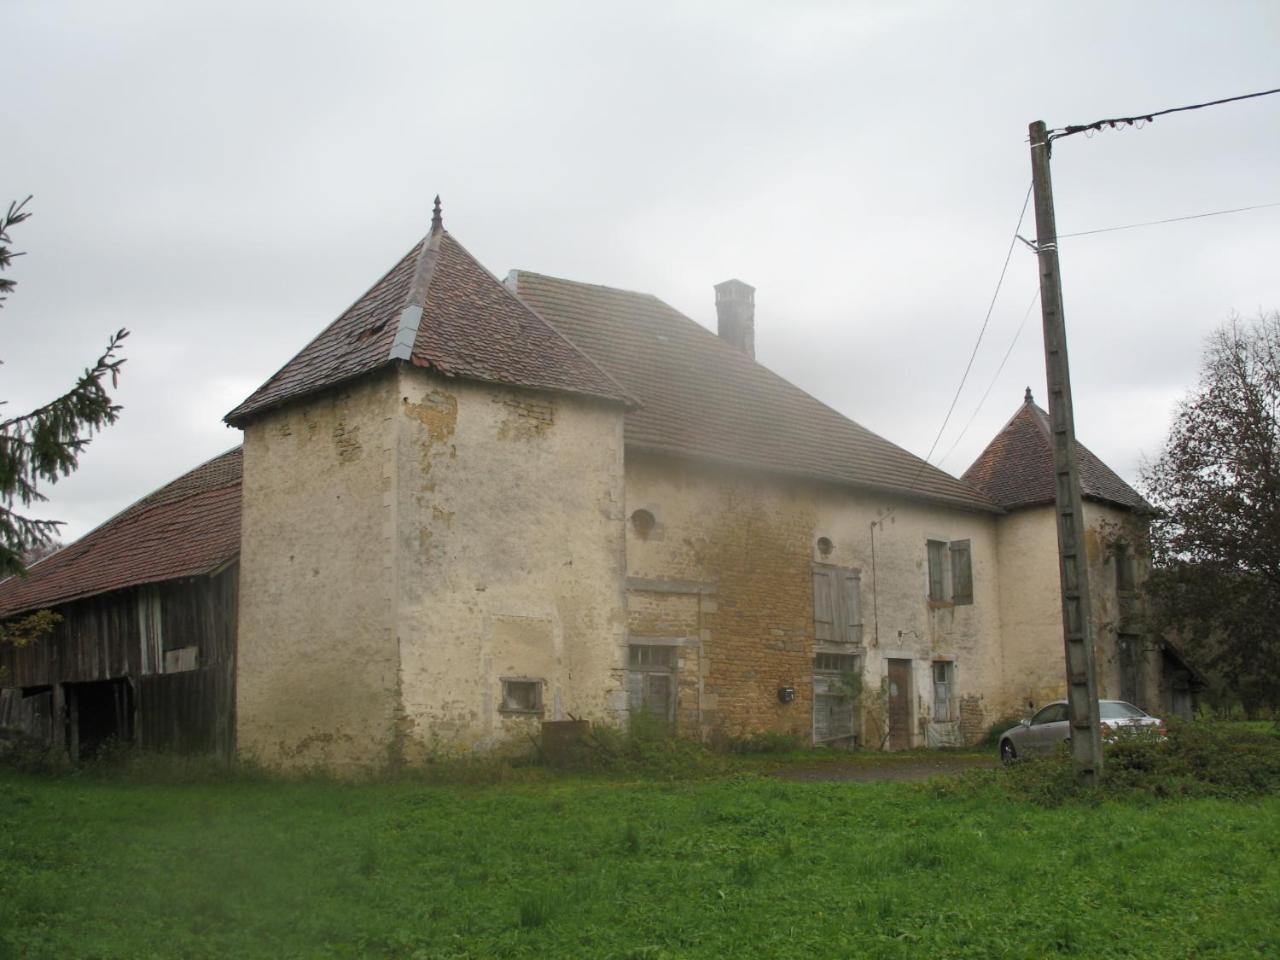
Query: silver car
xmin=999 ymin=699 xmax=1164 ymax=763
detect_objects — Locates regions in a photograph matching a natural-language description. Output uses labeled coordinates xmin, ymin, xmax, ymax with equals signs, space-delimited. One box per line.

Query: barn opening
xmin=67 ymin=678 xmax=134 ymax=759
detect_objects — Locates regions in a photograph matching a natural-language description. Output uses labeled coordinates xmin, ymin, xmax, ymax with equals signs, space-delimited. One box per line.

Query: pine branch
xmin=0 ymin=198 xmax=129 ymax=579
xmin=0 ymin=196 xmax=32 ymax=307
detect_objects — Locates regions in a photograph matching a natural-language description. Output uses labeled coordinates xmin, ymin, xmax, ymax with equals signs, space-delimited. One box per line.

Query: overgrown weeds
xmin=982 ymin=715 xmax=1025 ymax=747
xmin=539 ymin=713 xmax=728 ymax=780
xmin=942 ymin=720 xmax=1280 ymax=806
xmin=723 ymin=729 xmax=805 ymax=754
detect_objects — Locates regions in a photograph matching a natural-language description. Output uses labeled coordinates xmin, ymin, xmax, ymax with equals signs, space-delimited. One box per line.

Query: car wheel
xmin=1000 ymin=739 xmax=1017 ymax=764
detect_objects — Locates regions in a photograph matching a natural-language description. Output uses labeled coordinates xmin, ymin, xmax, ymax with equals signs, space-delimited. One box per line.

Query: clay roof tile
xmin=0 ymin=448 xmax=243 ymax=617
xmin=512 ymin=271 xmax=999 ymax=512
xmin=962 ymin=396 xmax=1151 ymax=512
xmin=225 ymin=218 xmax=630 ymax=427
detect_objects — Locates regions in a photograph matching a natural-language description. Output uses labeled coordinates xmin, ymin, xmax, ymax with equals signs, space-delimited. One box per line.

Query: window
xmin=630 ymin=509 xmax=656 ymax=538
xmin=1031 ymin=703 xmax=1068 ymax=725
xmin=927 ymin=540 xmax=947 ymax=601
xmin=500 ymin=679 xmax=543 ymax=715
xmin=812 ymin=565 xmax=863 ymax=645
xmin=927 ymin=539 xmax=973 ymax=605
xmin=1099 ymin=700 xmax=1148 ymax=720
xmin=950 ymin=541 xmax=973 ymax=605
xmin=1115 ymin=543 xmax=1135 ymax=593
xmin=629 ymin=645 xmax=674 ymax=669
xmin=932 ymin=661 xmax=956 ymax=722
xmin=814 ymin=652 xmax=858 ymax=674
xmin=627 ymin=644 xmax=675 ymax=724
xmin=1117 ymin=633 xmax=1141 ymax=703
xmin=813 ymin=653 xmax=860 ymax=742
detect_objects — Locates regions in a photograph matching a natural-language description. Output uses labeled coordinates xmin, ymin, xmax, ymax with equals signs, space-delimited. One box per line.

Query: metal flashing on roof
xmin=388 ymin=304 xmax=422 ymax=361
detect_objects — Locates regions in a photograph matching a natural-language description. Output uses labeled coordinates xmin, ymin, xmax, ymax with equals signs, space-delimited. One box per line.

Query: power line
xmin=1052 ymin=199 xmax=1280 ymax=240
xmin=908 ymin=182 xmax=1032 ymax=490
xmin=1049 ymin=86 xmax=1280 ymax=140
xmin=936 ymin=286 xmax=1041 ymax=469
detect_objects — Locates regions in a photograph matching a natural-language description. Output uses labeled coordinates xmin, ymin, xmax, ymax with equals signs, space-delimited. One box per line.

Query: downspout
xmin=870 ymin=518 xmax=880 ymax=648
xmin=870 ymin=512 xmax=893 ymax=648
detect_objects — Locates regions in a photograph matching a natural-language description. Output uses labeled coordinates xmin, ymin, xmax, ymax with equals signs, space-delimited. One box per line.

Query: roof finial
xmin=1024 ymin=386 xmax=1033 ymax=404
xmin=431 ymin=195 xmax=443 ymax=232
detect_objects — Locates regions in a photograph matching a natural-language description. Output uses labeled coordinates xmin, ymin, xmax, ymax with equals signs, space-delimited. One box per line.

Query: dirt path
xmin=770 ymin=755 xmax=996 ymax=782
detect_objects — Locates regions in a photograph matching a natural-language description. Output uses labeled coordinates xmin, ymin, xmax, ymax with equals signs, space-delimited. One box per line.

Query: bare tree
xmin=1143 ymin=312 xmax=1280 ymax=716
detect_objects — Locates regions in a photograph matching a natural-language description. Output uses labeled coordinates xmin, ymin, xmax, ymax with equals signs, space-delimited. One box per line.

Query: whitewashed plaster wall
xmin=392 ymin=366 xmax=628 ymax=757
xmin=236 ymin=372 xmax=400 ymax=771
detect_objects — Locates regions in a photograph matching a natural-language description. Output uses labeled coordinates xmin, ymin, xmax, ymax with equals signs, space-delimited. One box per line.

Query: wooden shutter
xmin=950 ymin=540 xmax=972 ymax=604
xmin=812 ymin=567 xmax=836 ymax=641
xmin=927 ymin=541 xmax=946 ymax=600
xmin=841 ymin=569 xmax=863 ymax=644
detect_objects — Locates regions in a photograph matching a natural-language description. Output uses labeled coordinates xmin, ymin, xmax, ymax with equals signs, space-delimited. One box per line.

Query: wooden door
xmin=887 ymin=659 xmax=912 ymax=750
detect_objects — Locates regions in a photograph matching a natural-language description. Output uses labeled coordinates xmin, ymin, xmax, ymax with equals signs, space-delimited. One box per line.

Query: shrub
xmin=542 ymin=718 xmax=727 ymax=780
xmin=724 ymin=730 xmax=805 ymax=755
xmin=0 ymin=737 xmax=71 ymax=776
xmin=983 ymin=716 xmax=1024 ymax=748
xmin=950 ymin=719 xmax=1280 ymax=806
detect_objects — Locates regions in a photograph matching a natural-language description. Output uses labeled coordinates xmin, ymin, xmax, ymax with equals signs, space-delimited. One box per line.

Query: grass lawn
xmin=1 ymin=761 xmax=1277 ymax=959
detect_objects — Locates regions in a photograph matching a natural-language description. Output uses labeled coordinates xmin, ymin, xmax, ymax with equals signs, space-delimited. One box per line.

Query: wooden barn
xmin=0 ymin=448 xmax=241 ymax=759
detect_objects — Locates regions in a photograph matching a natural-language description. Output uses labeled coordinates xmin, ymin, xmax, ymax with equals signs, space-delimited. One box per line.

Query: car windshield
xmin=1099 ymin=701 xmax=1147 ymax=719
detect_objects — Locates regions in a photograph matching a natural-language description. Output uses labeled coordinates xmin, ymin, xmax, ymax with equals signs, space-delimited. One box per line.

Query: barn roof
xmin=962 ymin=390 xmax=1151 ymax=512
xmin=0 ymin=448 xmax=243 ymax=617
xmin=225 ymin=202 xmax=630 ymax=427
xmin=511 ymin=271 xmax=999 ymax=512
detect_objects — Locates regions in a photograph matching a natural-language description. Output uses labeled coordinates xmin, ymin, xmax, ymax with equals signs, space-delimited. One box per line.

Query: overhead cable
xmin=936 ymin=287 xmax=1041 ymax=469
xmin=907 ymin=182 xmax=1032 ymax=493
xmin=1052 ymin=200 xmax=1280 ymax=240
xmin=1049 ymin=86 xmax=1280 ymax=140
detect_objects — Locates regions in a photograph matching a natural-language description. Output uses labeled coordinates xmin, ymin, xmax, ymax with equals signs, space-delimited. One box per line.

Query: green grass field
xmin=1 ymin=754 xmax=1277 ymax=959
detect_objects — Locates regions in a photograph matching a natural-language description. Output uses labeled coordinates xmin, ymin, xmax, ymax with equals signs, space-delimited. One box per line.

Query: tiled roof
xmin=0 ymin=448 xmax=243 ymax=617
xmin=512 ymin=272 xmax=999 ymax=512
xmin=225 ymin=219 xmax=629 ymax=427
xmin=962 ymin=395 xmax=1151 ymax=512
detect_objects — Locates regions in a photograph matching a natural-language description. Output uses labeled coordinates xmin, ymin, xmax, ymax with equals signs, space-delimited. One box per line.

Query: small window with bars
xmin=814 ymin=652 xmax=859 ymax=674
xmin=812 ymin=653 xmax=860 ymax=743
xmin=627 ymin=644 xmax=676 ymax=725
xmin=932 ymin=661 xmax=956 ymax=723
xmin=629 ymin=645 xmax=675 ymax=669
xmin=500 ymin=679 xmax=543 ymax=715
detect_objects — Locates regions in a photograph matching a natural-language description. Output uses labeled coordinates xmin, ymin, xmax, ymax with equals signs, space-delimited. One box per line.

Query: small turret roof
xmin=225 ymin=202 xmax=630 ymax=426
xmin=962 ymin=390 xmax=1151 ymax=512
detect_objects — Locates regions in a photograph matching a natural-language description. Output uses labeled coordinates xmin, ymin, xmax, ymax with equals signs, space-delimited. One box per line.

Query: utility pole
xmin=1028 ymin=120 xmax=1104 ymax=783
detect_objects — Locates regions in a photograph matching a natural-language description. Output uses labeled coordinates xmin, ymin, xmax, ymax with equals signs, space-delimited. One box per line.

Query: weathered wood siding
xmin=138 ymin=665 xmax=235 ymax=755
xmin=0 ymin=563 xmax=238 ymax=756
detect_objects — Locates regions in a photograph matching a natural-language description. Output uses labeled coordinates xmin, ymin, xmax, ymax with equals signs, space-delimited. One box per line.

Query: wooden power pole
xmin=1028 ymin=120 xmax=1105 ymax=783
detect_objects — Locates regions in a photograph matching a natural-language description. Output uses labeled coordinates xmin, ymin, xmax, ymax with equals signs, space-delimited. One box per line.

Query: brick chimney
xmin=714 ymin=279 xmax=755 ymax=359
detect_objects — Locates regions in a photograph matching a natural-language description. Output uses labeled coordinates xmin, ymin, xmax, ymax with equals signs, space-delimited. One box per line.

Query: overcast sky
xmin=6 ymin=1 xmax=1279 ymax=542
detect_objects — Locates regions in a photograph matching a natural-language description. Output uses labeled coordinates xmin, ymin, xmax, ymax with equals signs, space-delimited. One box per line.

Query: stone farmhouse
xmin=0 ymin=202 xmax=1201 ymax=768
